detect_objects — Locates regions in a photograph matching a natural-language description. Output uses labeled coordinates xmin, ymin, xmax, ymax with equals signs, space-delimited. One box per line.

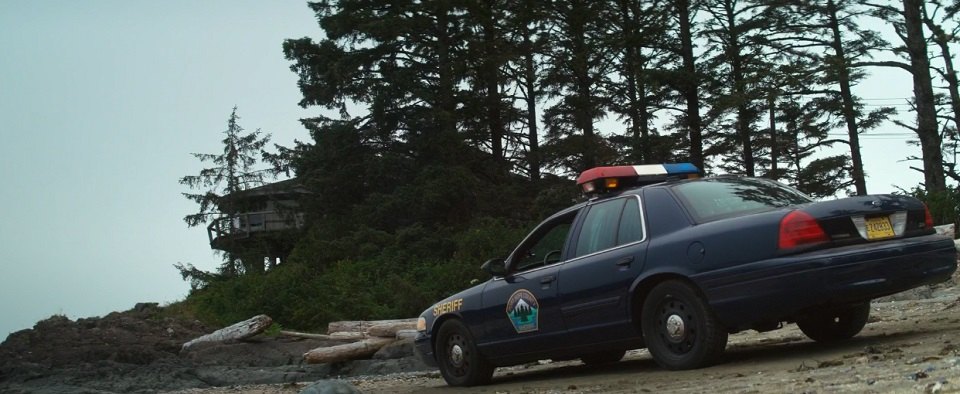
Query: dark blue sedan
xmin=414 ymin=164 xmax=958 ymax=386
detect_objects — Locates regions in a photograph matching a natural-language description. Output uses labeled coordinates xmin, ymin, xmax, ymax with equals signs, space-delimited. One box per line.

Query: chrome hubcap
xmin=450 ymin=344 xmax=464 ymax=367
xmin=666 ymin=314 xmax=685 ymax=341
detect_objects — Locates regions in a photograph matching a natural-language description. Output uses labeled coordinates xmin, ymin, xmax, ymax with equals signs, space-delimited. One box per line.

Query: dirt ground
xmin=170 ymin=272 xmax=960 ymax=394
xmin=3 ymin=273 xmax=958 ymax=394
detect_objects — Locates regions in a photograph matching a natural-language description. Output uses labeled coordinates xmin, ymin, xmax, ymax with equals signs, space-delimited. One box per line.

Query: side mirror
xmin=480 ymin=258 xmax=507 ymax=277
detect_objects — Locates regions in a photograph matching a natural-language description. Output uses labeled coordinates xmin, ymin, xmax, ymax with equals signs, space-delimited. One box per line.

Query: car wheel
xmin=641 ymin=280 xmax=728 ymax=370
xmin=796 ymin=303 xmax=870 ymax=343
xmin=435 ymin=319 xmax=494 ymax=386
xmin=581 ymin=350 xmax=626 ymax=366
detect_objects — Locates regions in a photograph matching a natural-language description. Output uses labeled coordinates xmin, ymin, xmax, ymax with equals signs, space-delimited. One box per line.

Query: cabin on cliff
xmin=207 ymin=178 xmax=307 ymax=266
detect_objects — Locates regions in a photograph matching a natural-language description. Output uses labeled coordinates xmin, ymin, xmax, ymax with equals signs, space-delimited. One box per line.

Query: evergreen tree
xmin=866 ymin=0 xmax=947 ymax=194
xmin=540 ymin=0 xmax=616 ymax=173
xmin=179 ymin=106 xmax=272 ymax=277
xmin=607 ymin=0 xmax=675 ymax=164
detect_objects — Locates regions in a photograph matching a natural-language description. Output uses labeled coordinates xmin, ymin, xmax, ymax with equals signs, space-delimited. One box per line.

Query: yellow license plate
xmin=865 ymin=216 xmax=895 ymax=239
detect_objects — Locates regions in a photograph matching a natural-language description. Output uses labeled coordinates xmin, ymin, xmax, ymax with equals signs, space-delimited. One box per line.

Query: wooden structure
xmin=207 ymin=178 xmax=308 ymax=264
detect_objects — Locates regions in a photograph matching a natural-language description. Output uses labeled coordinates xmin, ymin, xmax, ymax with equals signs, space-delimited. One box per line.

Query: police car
xmin=414 ymin=164 xmax=958 ymax=386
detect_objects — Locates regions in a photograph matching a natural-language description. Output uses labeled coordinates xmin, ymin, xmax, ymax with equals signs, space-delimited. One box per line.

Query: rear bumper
xmin=696 ymin=234 xmax=957 ymax=331
xmin=413 ymin=332 xmax=437 ymax=368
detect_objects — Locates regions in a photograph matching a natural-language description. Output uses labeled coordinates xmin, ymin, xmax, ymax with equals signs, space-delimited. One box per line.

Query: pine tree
xmin=179 ymin=107 xmax=271 ymax=276
xmin=865 ymin=0 xmax=947 ymax=194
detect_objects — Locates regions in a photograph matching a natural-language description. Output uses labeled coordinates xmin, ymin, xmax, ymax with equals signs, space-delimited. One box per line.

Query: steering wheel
xmin=543 ymin=250 xmax=561 ymax=265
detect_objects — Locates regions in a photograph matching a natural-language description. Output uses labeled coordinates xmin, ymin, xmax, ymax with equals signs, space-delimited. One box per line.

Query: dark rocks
xmin=299 ymin=379 xmax=361 ymax=394
xmin=372 ymin=338 xmax=414 ymax=360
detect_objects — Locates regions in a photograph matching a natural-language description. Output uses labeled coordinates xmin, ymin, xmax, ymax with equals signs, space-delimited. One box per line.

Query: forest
xmin=177 ymin=0 xmax=960 ymax=331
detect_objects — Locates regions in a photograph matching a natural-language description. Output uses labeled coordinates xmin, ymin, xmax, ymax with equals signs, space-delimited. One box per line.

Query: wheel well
xmin=430 ymin=315 xmax=459 ymax=353
xmin=630 ymin=274 xmax=704 ymax=333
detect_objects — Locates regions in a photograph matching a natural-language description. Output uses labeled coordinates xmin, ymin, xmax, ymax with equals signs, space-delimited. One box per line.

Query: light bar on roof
xmin=576 ymin=163 xmax=700 ymax=195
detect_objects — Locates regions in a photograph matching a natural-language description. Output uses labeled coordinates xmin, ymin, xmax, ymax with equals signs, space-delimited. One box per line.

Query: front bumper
xmin=696 ymin=234 xmax=958 ymax=331
xmin=413 ymin=332 xmax=437 ymax=368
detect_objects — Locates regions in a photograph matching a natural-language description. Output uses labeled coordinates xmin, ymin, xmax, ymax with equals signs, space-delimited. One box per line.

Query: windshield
xmin=671 ymin=177 xmax=812 ymax=223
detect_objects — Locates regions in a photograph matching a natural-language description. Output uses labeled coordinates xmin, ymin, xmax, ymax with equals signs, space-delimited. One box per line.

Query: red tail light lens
xmin=779 ymin=210 xmax=829 ymax=249
xmin=923 ymin=204 xmax=934 ymax=229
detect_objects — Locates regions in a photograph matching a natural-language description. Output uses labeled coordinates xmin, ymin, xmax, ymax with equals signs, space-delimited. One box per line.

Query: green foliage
xmin=899 ymin=185 xmax=960 ymax=229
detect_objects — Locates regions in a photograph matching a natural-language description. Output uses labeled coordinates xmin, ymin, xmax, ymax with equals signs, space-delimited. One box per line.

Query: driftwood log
xmin=366 ymin=320 xmax=418 ymax=337
xmin=279 ymin=330 xmax=366 ymax=341
xmin=395 ymin=329 xmax=419 ymax=340
xmin=303 ymin=337 xmax=395 ymax=364
xmin=327 ymin=318 xmax=418 ymax=334
xmin=181 ymin=314 xmax=273 ymax=352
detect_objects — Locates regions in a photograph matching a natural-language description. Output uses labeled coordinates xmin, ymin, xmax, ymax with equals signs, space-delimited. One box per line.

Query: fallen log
xmin=327 ymin=318 xmax=418 ymax=334
xmin=366 ymin=321 xmax=418 ymax=338
xmin=395 ymin=329 xmax=418 ymax=340
xmin=181 ymin=314 xmax=272 ymax=352
xmin=279 ymin=330 xmax=366 ymax=341
xmin=303 ymin=337 xmax=394 ymax=364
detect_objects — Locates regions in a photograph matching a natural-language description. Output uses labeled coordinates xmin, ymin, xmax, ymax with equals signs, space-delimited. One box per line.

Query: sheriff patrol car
xmin=414 ymin=164 xmax=958 ymax=386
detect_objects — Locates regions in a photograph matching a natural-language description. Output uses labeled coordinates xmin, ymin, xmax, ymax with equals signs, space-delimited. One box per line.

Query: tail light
xmin=779 ymin=210 xmax=829 ymax=249
xmin=923 ymin=204 xmax=934 ymax=229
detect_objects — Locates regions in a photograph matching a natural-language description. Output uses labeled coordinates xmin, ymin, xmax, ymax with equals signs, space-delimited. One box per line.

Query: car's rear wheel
xmin=580 ymin=350 xmax=626 ymax=366
xmin=641 ymin=280 xmax=728 ymax=370
xmin=796 ymin=302 xmax=870 ymax=343
xmin=435 ymin=319 xmax=494 ymax=386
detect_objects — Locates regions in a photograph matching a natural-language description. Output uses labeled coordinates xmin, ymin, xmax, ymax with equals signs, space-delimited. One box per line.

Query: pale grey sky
xmin=0 ymin=1 xmax=316 ymax=338
xmin=0 ymin=1 xmax=925 ymax=340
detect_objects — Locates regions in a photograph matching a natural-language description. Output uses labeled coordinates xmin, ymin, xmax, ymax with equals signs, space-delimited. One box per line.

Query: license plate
xmin=865 ymin=216 xmax=895 ymax=240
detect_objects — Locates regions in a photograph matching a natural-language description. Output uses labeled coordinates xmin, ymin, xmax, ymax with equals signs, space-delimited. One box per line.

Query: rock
xmin=299 ymin=379 xmax=361 ymax=394
xmin=134 ymin=302 xmax=159 ymax=312
xmin=373 ymin=338 xmax=414 ymax=360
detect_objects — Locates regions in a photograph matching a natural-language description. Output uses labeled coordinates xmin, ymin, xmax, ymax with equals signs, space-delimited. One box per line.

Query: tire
xmin=581 ymin=350 xmax=626 ymax=366
xmin=796 ymin=303 xmax=870 ymax=343
xmin=641 ymin=280 xmax=728 ymax=370
xmin=435 ymin=319 xmax=494 ymax=386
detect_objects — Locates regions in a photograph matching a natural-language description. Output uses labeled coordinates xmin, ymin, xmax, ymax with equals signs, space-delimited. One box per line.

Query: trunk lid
xmin=801 ymin=195 xmax=932 ymax=245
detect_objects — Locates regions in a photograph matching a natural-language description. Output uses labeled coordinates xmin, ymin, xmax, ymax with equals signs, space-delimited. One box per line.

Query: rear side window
xmin=618 ymin=198 xmax=643 ymax=244
xmin=575 ymin=199 xmax=626 ymax=257
xmin=672 ymin=178 xmax=812 ymax=222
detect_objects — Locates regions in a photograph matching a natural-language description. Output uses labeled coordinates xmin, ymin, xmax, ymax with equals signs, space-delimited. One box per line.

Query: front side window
xmin=671 ymin=177 xmax=812 ymax=223
xmin=511 ymin=211 xmax=577 ymax=272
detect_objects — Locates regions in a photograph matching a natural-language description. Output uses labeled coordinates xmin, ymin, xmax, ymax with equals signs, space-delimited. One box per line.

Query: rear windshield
xmin=671 ymin=177 xmax=812 ymax=222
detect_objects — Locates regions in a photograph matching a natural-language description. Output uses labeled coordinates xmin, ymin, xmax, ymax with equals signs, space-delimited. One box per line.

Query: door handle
xmin=616 ymin=256 xmax=635 ymax=267
xmin=540 ymin=275 xmax=556 ymax=284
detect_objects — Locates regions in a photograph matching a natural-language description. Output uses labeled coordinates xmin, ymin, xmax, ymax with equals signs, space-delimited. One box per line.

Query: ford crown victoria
xmin=414 ymin=164 xmax=958 ymax=386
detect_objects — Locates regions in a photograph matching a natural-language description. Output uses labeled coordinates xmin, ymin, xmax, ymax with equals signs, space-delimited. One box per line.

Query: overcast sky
xmin=0 ymin=1 xmax=926 ymax=339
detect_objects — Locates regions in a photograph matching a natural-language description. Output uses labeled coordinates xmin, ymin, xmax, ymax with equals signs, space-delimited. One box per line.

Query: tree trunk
xmin=523 ymin=30 xmax=541 ymax=180
xmin=303 ymin=337 xmax=395 ymax=364
xmin=366 ymin=321 xmax=419 ymax=337
xmin=769 ymin=95 xmax=778 ymax=179
xmin=619 ymin=0 xmax=644 ymax=163
xmin=481 ymin=2 xmax=504 ymax=161
xmin=569 ymin=0 xmax=597 ymax=169
xmin=923 ymin=6 xmax=960 ymax=135
xmin=181 ymin=315 xmax=272 ymax=352
xmin=827 ymin=0 xmax=868 ymax=195
xmin=723 ymin=0 xmax=755 ymax=177
xmin=280 ymin=330 xmax=365 ymax=341
xmin=903 ymin=0 xmax=946 ymax=193
xmin=327 ymin=318 xmax=419 ymax=334
xmin=677 ymin=0 xmax=704 ymax=170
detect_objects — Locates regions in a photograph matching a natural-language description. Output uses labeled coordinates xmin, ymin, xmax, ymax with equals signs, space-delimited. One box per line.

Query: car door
xmin=476 ymin=209 xmax=579 ymax=359
xmin=558 ymin=195 xmax=649 ymax=343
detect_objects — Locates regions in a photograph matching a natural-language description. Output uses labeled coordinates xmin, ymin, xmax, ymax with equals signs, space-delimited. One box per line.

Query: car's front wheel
xmin=641 ymin=280 xmax=728 ymax=370
xmin=796 ymin=302 xmax=870 ymax=342
xmin=435 ymin=319 xmax=494 ymax=386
